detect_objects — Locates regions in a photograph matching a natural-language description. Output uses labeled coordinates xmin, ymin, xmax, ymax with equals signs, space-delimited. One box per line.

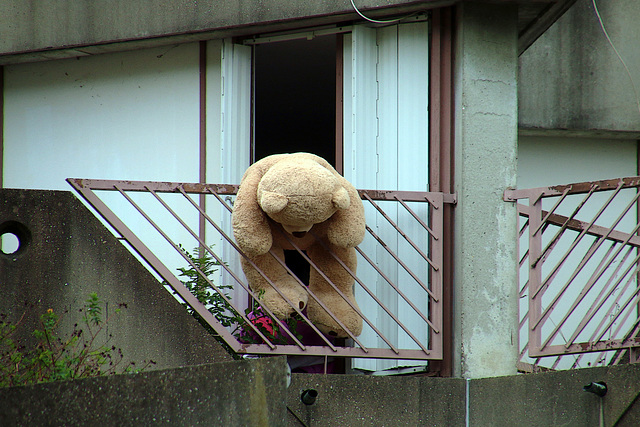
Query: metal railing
xmin=505 ymin=176 xmax=640 ymax=371
xmin=68 ymin=178 xmax=455 ymax=362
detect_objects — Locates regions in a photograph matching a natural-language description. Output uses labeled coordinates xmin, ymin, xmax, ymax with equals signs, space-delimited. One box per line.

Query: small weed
xmin=0 ymin=294 xmax=155 ymax=388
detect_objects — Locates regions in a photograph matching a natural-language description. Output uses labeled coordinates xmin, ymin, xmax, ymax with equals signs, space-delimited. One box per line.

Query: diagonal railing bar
xmin=176 ymin=186 xmax=338 ymax=350
xmin=178 ymin=185 xmax=339 ymax=348
xmin=362 ymin=193 xmax=439 ymax=271
xmin=209 ymin=187 xmax=434 ymax=354
xmin=114 ymin=181 xmax=340 ymax=354
xmin=506 ymin=174 xmax=640 ymax=366
xmin=566 ymin=222 xmax=640 ymax=328
xmin=393 ymin=195 xmax=437 ymax=240
xmin=143 ymin=188 xmax=282 ymax=339
xmin=536 ymin=182 xmax=624 ymax=285
xmin=607 ymin=332 xmax=640 ymax=365
xmin=144 ymin=186 xmax=313 ymax=349
xmin=519 ymin=306 xmax=529 ymax=332
xmin=160 ymin=188 xmax=331 ymax=350
xmin=200 ymin=188 xmax=377 ymax=352
xmin=593 ymin=283 xmax=640 ymax=344
xmin=536 ymin=186 xmax=597 ymax=266
xmin=365 ymin=224 xmax=437 ymax=301
xmin=540 ymin=241 xmax=620 ymax=350
xmin=535 ymin=184 xmax=636 ymax=300
xmin=576 ymin=255 xmax=640 ymax=352
xmin=114 ymin=181 xmax=329 ymax=352
xmin=68 ymin=178 xmax=451 ymax=361
xmin=536 ymin=240 xmax=617 ymax=333
xmin=532 ymin=186 xmax=572 ymax=237
xmin=142 ymin=188 xmax=284 ymax=348
xmin=312 ymin=232 xmax=433 ymax=354
xmin=535 ymin=212 xmax=640 ymax=334
xmin=355 ymin=246 xmax=439 ymax=334
xmin=563 ymin=246 xmax=637 ymax=347
xmin=203 ymin=187 xmax=437 ymax=355
xmin=268 ymin=230 xmax=372 ymax=350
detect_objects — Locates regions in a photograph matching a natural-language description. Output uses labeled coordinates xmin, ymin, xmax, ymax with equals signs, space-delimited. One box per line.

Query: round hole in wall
xmin=0 ymin=221 xmax=31 ymax=256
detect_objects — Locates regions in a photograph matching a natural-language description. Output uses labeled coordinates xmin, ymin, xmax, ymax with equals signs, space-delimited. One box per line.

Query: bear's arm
xmin=325 ymin=180 xmax=366 ymax=248
xmin=232 ymin=158 xmax=282 ymax=257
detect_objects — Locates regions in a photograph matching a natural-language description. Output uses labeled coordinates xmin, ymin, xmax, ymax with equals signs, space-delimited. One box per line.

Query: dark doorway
xmin=253 ymin=35 xmax=337 ymax=166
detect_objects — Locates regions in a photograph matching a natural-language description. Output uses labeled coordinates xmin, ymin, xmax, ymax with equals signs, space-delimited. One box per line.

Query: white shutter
xmin=220 ymin=40 xmax=252 ymax=184
xmin=344 ymin=22 xmax=430 ymax=372
xmin=210 ymin=39 xmax=252 ymax=303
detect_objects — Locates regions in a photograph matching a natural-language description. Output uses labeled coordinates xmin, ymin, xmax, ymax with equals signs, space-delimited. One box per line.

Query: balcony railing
xmin=68 ymin=178 xmax=455 ymax=363
xmin=505 ymin=176 xmax=640 ymax=371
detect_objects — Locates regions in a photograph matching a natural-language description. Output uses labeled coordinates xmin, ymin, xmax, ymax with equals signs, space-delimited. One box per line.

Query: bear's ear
xmin=332 ymin=187 xmax=351 ymax=210
xmin=260 ymin=191 xmax=289 ymax=214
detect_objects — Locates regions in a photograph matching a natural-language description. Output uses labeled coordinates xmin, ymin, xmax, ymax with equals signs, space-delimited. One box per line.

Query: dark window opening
xmin=253 ymin=35 xmax=337 ymax=167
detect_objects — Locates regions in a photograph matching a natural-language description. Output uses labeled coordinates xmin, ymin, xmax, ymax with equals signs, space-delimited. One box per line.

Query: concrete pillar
xmin=453 ymin=2 xmax=519 ymax=378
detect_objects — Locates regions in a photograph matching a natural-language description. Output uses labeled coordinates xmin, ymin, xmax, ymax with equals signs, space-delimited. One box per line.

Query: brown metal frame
xmin=68 ymin=178 xmax=455 ymax=362
xmin=505 ymin=176 xmax=640 ymax=369
xmin=428 ymin=6 xmax=455 ymax=377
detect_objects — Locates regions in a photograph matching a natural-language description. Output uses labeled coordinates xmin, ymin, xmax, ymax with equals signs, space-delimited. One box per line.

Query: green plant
xmin=173 ymin=245 xmax=241 ymax=328
xmin=171 ymin=245 xmax=303 ymax=351
xmin=0 ymin=294 xmax=155 ymax=388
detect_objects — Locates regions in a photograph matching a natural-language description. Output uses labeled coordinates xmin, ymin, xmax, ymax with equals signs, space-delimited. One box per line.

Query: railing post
xmin=528 ymin=195 xmax=544 ymax=357
xmin=429 ymin=193 xmax=444 ymax=359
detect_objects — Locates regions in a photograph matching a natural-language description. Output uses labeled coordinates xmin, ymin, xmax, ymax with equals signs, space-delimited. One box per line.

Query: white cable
xmin=592 ymin=0 xmax=640 ymax=117
xmin=349 ymin=0 xmax=413 ymax=24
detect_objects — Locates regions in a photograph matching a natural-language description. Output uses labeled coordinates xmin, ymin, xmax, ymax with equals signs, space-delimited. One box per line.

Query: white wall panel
xmin=3 ymin=44 xmax=200 ymax=189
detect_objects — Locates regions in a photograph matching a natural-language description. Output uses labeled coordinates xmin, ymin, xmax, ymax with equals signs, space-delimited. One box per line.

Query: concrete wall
xmin=0 ymin=0 xmax=447 ymax=64
xmin=287 ymin=363 xmax=640 ymax=426
xmin=453 ymin=2 xmax=519 ymax=378
xmin=0 ymin=189 xmax=232 ymax=371
xmin=1 ymin=353 xmax=639 ymax=426
xmin=519 ymin=0 xmax=640 ymax=133
xmin=0 ymin=357 xmax=288 ymax=426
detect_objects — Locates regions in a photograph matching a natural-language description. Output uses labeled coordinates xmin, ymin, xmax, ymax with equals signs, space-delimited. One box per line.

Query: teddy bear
xmin=232 ymin=152 xmax=365 ymax=338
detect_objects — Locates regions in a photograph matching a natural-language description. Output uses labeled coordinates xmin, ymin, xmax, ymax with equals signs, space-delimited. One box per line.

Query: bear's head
xmin=256 ymin=157 xmax=350 ymax=237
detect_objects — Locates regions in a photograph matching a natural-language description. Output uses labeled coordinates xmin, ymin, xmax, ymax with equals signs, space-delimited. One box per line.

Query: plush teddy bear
xmin=232 ymin=152 xmax=365 ymax=338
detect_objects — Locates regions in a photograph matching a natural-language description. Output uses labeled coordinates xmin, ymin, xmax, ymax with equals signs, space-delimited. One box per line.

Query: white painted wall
xmin=3 ymin=44 xmax=200 ymax=189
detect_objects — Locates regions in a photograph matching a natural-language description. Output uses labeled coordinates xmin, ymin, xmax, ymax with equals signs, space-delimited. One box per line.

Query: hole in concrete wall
xmin=0 ymin=221 xmax=31 ymax=256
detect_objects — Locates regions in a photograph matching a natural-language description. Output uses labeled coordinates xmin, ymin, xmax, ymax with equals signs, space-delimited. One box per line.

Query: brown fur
xmin=232 ymin=153 xmax=365 ymax=337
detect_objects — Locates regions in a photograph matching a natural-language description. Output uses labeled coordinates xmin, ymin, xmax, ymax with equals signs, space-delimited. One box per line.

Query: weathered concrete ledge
xmin=0 ymin=0 xmax=450 ymax=64
xmin=0 ymin=357 xmax=288 ymax=426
